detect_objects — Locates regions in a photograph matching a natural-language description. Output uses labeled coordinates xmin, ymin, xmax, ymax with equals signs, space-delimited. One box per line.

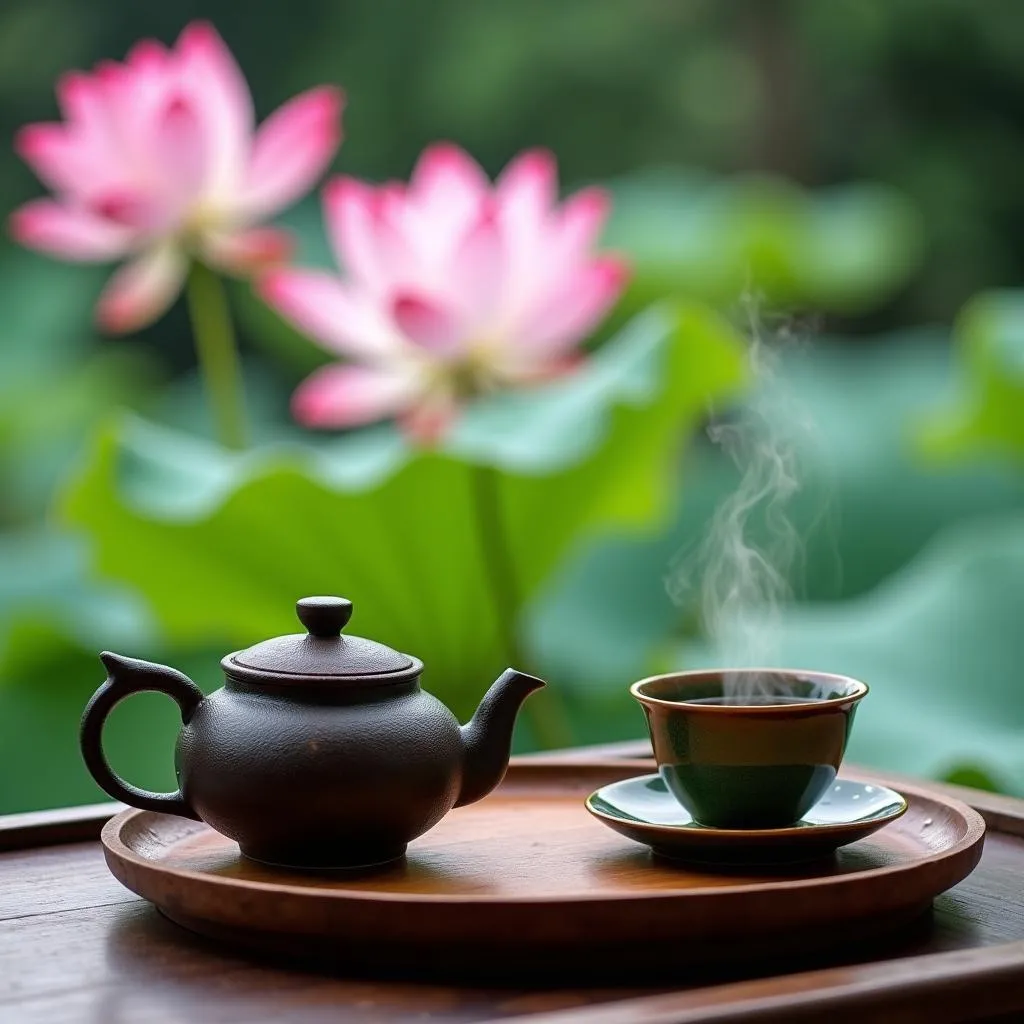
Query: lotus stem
xmin=468 ymin=462 xmax=573 ymax=749
xmin=185 ymin=262 xmax=248 ymax=450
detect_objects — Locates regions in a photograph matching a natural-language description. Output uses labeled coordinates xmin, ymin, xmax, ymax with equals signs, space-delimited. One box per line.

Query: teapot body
xmin=80 ymin=596 xmax=545 ymax=871
xmin=178 ymin=675 xmax=464 ymax=868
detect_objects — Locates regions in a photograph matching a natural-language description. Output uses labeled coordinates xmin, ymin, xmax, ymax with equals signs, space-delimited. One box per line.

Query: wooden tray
xmin=99 ymin=760 xmax=985 ymax=980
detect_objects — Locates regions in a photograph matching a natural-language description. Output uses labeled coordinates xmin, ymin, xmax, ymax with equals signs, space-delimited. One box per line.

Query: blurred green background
xmin=4 ymin=0 xmax=1024 ymax=812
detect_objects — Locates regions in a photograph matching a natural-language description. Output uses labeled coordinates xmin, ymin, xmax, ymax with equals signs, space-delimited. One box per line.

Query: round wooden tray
xmin=100 ymin=760 xmax=985 ymax=978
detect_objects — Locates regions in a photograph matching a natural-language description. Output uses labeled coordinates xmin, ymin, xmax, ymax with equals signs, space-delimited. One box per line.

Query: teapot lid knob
xmin=296 ymin=596 xmax=353 ymax=638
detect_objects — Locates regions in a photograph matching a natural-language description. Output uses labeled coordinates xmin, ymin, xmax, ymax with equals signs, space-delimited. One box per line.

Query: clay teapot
xmin=80 ymin=596 xmax=545 ymax=869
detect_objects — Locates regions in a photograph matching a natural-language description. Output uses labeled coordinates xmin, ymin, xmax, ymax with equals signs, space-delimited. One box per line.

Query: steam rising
xmin=667 ymin=296 xmax=816 ymax=700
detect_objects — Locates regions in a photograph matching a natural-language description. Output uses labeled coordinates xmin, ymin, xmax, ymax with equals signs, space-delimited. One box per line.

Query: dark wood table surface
xmin=3 ymin=740 xmax=1024 ymax=1023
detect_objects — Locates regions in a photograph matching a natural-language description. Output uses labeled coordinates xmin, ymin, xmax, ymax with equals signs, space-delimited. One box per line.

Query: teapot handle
xmin=79 ymin=652 xmax=204 ymax=820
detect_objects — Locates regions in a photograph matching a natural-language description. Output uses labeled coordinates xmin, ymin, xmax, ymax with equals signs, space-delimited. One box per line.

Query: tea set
xmin=80 ymin=595 xmax=905 ymax=871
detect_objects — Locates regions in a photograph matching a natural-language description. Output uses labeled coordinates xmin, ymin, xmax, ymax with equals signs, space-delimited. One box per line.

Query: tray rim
xmin=98 ymin=760 xmax=985 ymax=907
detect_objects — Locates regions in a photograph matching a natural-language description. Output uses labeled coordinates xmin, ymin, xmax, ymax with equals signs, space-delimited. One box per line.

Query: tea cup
xmin=630 ymin=669 xmax=868 ymax=829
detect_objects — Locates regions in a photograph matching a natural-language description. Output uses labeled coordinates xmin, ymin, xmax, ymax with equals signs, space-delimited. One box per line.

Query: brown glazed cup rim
xmin=630 ymin=668 xmax=868 ymax=714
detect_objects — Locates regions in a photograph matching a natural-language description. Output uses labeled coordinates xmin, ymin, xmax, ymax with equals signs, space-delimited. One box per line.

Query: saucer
xmin=585 ymin=774 xmax=908 ymax=865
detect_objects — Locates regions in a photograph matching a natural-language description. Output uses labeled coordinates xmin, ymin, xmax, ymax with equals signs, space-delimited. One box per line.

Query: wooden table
xmin=3 ymin=741 xmax=1024 ymax=1023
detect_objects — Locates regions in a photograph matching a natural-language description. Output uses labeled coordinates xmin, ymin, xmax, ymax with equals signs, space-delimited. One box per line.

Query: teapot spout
xmin=456 ymin=668 xmax=546 ymax=807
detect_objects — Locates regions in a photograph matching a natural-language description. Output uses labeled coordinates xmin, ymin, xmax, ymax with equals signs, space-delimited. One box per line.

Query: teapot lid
xmin=226 ymin=597 xmax=418 ymax=683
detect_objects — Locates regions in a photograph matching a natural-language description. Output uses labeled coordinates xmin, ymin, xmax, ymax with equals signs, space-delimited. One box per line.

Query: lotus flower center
xmin=181 ymin=203 xmax=230 ymax=249
xmin=446 ymin=345 xmax=505 ymax=398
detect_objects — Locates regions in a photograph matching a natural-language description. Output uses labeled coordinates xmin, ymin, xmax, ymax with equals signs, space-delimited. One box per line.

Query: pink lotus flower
xmin=259 ymin=144 xmax=628 ymax=441
xmin=10 ymin=21 xmax=343 ymax=333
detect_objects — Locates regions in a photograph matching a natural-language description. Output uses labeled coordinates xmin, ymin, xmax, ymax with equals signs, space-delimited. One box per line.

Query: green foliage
xmin=0 ymin=256 xmax=177 ymax=813
xmin=61 ymin=305 xmax=746 ymax=728
xmin=604 ymin=171 xmax=923 ymax=316
xmin=942 ymin=765 xmax=1003 ymax=793
xmin=0 ymin=528 xmax=181 ymax=813
xmin=0 ymin=531 xmax=149 ymax=659
xmin=920 ymin=290 xmax=1024 ymax=462
xmin=0 ymin=255 xmax=156 ymax=526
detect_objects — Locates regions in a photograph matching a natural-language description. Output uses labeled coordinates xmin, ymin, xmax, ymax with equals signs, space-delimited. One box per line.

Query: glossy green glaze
xmin=631 ymin=670 xmax=867 ymax=828
xmin=585 ymin=773 xmax=907 ymax=864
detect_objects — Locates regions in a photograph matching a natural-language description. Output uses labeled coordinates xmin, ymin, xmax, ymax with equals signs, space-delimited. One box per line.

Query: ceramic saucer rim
xmin=584 ymin=774 xmax=908 ymax=839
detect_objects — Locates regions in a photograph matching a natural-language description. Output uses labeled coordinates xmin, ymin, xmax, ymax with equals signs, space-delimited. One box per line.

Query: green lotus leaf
xmin=0 ymin=530 xmax=152 ymax=671
xmin=604 ymin=171 xmax=923 ymax=314
xmin=0 ymin=528 xmax=171 ymax=814
xmin=920 ymin=289 xmax=1024 ymax=462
